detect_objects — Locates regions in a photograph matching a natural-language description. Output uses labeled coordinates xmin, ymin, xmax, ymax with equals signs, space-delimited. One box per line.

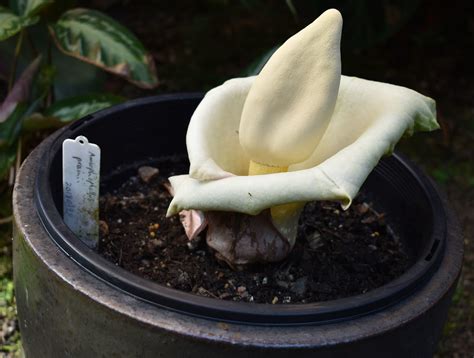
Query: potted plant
xmin=13 ymin=9 xmax=462 ymax=357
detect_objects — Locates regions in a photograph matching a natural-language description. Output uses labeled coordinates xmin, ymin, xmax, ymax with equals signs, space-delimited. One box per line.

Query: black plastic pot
xmin=13 ymin=94 xmax=463 ymax=357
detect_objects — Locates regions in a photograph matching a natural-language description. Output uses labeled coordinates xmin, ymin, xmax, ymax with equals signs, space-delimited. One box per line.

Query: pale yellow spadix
xmin=239 ymin=9 xmax=343 ymax=168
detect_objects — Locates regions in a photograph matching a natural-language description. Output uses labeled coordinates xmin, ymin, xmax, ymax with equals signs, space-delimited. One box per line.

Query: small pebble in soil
xmin=99 ymin=220 xmax=109 ymax=236
xmin=98 ymin=156 xmax=411 ymax=305
xmin=138 ymin=166 xmax=160 ymax=183
xmin=306 ymin=231 xmax=323 ymax=250
xmin=291 ymin=277 xmax=308 ymax=296
xmin=237 ymin=286 xmax=247 ymax=294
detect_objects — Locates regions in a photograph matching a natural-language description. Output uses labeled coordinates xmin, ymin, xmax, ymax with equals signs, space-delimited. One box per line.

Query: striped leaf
xmin=49 ymin=8 xmax=158 ymax=89
xmin=0 ymin=6 xmax=36 ymax=41
xmin=45 ymin=93 xmax=124 ymax=122
xmin=9 ymin=0 xmax=53 ymax=17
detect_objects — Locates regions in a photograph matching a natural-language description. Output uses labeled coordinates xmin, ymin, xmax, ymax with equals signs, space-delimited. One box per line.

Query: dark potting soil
xmin=99 ymin=156 xmax=410 ymax=304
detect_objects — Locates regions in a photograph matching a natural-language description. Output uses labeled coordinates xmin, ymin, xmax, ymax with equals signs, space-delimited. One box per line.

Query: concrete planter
xmin=13 ymin=95 xmax=463 ymax=357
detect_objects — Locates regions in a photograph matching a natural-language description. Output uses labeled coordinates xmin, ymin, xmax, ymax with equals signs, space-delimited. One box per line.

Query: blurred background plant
xmin=0 ymin=0 xmax=158 ymax=354
xmin=0 ymin=0 xmax=159 ymax=221
xmin=1 ymin=0 xmax=472 ymax=356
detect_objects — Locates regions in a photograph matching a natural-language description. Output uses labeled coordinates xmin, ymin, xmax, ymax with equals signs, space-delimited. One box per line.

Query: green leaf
xmin=0 ymin=104 xmax=26 ymax=178
xmin=0 ymin=55 xmax=42 ymax=123
xmin=0 ymin=97 xmax=42 ymax=178
xmin=21 ymin=113 xmax=60 ymax=131
xmin=0 ymin=143 xmax=17 ymax=179
xmin=49 ymin=8 xmax=158 ymax=89
xmin=1 ymin=24 xmax=109 ymax=99
xmin=0 ymin=278 xmax=14 ymax=304
xmin=0 ymin=96 xmax=42 ymax=148
xmin=0 ymin=103 xmax=27 ymax=149
xmin=44 ymin=93 xmax=124 ymax=122
xmin=23 ymin=93 xmax=124 ymax=131
xmin=52 ymin=54 xmax=107 ymax=100
xmin=9 ymin=0 xmax=53 ymax=17
xmin=0 ymin=6 xmax=36 ymax=41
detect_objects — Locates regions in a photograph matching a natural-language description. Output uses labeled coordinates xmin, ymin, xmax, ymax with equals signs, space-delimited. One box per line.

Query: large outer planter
xmin=13 ymin=95 xmax=463 ymax=357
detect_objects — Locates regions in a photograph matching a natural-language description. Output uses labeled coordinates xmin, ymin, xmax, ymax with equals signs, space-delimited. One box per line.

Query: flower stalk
xmin=247 ymin=160 xmax=302 ymax=223
xmin=8 ymin=29 xmax=25 ymax=92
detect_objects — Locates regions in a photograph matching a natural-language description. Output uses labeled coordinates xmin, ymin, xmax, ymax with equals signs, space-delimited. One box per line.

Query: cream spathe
xmin=168 ymin=76 xmax=437 ymax=219
xmin=166 ymin=9 xmax=438 ymax=264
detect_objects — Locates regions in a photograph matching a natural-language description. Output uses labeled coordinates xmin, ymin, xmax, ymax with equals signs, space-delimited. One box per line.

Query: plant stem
xmin=8 ymin=166 xmax=15 ymax=186
xmin=25 ymin=30 xmax=39 ymax=57
xmin=15 ymin=137 xmax=22 ymax=176
xmin=46 ymin=35 xmax=54 ymax=106
xmin=7 ymin=139 xmax=23 ymax=187
xmin=8 ymin=30 xmax=25 ymax=92
xmin=47 ymin=34 xmax=52 ymax=65
xmin=0 ymin=215 xmax=13 ymax=225
xmin=247 ymin=160 xmax=302 ymax=221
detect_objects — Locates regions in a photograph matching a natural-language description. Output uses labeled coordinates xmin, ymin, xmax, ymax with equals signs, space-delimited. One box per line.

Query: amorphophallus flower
xmin=166 ymin=9 xmax=438 ymax=267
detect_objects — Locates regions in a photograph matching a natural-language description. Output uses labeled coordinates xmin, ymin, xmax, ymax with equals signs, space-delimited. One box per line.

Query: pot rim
xmin=33 ymin=94 xmax=446 ymax=326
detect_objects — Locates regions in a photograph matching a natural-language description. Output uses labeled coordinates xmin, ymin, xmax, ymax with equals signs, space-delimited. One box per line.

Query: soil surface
xmin=99 ymin=157 xmax=410 ymax=304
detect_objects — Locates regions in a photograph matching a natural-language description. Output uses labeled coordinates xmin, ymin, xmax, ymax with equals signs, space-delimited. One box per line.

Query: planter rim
xmin=33 ymin=94 xmax=446 ymax=326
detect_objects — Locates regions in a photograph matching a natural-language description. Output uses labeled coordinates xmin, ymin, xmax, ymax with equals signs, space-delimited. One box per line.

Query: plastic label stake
xmin=62 ymin=135 xmax=101 ymax=249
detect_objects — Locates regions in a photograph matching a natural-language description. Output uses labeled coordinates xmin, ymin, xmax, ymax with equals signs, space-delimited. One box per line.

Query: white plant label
xmin=62 ymin=136 xmax=101 ymax=249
